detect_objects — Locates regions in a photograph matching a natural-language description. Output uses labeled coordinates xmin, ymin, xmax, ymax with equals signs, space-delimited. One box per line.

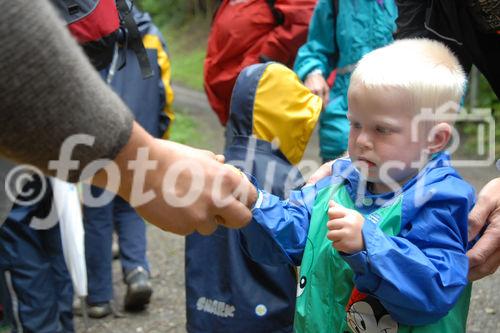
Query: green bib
xmin=293 ymin=184 xmax=471 ymax=333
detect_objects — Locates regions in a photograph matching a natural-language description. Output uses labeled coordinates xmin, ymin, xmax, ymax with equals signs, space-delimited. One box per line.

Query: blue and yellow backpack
xmin=185 ymin=62 xmax=321 ymax=333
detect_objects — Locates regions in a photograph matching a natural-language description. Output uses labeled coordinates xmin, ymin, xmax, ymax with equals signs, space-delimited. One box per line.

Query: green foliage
xmin=169 ymin=109 xmax=202 ymax=146
xmin=135 ymin=0 xmax=183 ymax=27
xmin=170 ymin=47 xmax=206 ymax=91
xmin=458 ymin=72 xmax=500 ymax=157
xmin=136 ymin=0 xmax=219 ymax=27
xmin=163 ymin=22 xmax=207 ymax=91
xmin=136 ymin=0 xmax=210 ymax=91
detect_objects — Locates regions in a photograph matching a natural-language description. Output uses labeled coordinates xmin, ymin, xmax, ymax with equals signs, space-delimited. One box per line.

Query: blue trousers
xmin=83 ymin=185 xmax=149 ymax=304
xmin=0 ymin=219 xmax=74 ymax=333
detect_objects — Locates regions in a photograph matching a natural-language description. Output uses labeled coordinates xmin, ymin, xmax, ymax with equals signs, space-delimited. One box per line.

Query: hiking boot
xmin=124 ymin=267 xmax=152 ymax=311
xmin=87 ymin=302 xmax=112 ymax=319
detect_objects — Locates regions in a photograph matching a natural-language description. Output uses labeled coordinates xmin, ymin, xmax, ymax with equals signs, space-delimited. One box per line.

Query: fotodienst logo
xmin=411 ymin=101 xmax=495 ymax=168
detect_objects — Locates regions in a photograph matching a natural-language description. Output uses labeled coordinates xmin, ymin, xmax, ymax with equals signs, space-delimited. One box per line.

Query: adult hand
xmin=304 ymin=72 xmax=330 ymax=106
xmin=92 ymin=123 xmax=256 ymax=236
xmin=467 ymin=177 xmax=500 ymax=281
xmin=305 ymin=160 xmax=334 ymax=186
xmin=326 ymin=200 xmax=365 ymax=254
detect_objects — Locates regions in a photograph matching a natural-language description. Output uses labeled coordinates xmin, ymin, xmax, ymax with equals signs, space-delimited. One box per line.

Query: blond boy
xmin=239 ymin=39 xmax=475 ymax=333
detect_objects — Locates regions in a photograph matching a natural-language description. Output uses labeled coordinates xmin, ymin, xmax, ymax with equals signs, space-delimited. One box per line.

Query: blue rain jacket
xmin=240 ymin=152 xmax=475 ymax=329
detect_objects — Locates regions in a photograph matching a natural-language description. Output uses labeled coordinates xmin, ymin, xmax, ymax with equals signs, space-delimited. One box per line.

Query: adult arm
xmin=92 ymin=123 xmax=255 ymax=235
xmin=0 ymin=0 xmax=255 ymax=235
xmin=305 ymin=160 xmax=335 ymax=185
xmin=467 ymin=177 xmax=500 ymax=280
xmin=394 ymin=0 xmax=432 ymax=39
xmin=293 ymin=0 xmax=337 ymax=80
xmin=293 ymin=0 xmax=336 ymax=106
xmin=395 ymin=1 xmax=500 ymax=279
xmin=0 ymin=0 xmax=133 ymax=180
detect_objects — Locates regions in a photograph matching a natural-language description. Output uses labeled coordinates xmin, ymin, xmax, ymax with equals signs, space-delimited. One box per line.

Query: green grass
xmin=163 ymin=19 xmax=209 ymax=91
xmin=168 ymin=108 xmax=203 ymax=146
xmin=460 ymin=73 xmax=500 ymax=157
xmin=137 ymin=0 xmax=209 ymax=91
xmin=169 ymin=46 xmax=205 ymax=91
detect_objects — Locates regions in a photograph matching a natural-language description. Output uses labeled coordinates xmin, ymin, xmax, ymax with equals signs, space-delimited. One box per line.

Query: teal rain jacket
xmin=294 ymin=0 xmax=398 ymax=160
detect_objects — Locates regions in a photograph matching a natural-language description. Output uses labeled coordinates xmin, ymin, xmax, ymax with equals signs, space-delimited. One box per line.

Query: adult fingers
xmin=215 ymin=197 xmax=253 ymax=229
xmin=305 ymin=80 xmax=319 ymax=95
xmin=305 ymin=74 xmax=325 ymax=97
xmin=468 ymin=195 xmax=496 ymax=241
xmin=469 ymin=178 xmax=500 ymax=240
xmin=210 ymin=162 xmax=249 ymax=205
xmin=468 ymin=247 xmax=500 ymax=281
xmin=231 ymin=174 xmax=258 ymax=208
xmin=467 ymin=222 xmax=500 ymax=268
xmin=196 ymin=216 xmax=219 ymax=236
xmin=215 ymin=154 xmax=225 ymax=163
xmin=321 ymin=86 xmax=330 ymax=106
xmin=305 ymin=160 xmax=334 ymax=185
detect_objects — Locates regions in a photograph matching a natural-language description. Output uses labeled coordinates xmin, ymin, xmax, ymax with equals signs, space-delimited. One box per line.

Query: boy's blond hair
xmin=349 ymin=39 xmax=467 ymax=114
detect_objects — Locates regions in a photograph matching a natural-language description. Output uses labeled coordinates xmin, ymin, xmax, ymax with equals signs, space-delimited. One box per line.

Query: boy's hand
xmin=326 ymin=200 xmax=365 ymax=254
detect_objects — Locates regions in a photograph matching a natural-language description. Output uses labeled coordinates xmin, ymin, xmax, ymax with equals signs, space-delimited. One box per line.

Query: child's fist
xmin=326 ymin=200 xmax=365 ymax=254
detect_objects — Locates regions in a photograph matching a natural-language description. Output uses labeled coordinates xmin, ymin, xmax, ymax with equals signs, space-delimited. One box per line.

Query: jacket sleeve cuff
xmin=307 ymin=68 xmax=324 ymax=78
xmin=341 ymin=250 xmax=369 ymax=275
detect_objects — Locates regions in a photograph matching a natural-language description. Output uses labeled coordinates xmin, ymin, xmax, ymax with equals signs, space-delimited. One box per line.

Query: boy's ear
xmin=427 ymin=122 xmax=452 ymax=154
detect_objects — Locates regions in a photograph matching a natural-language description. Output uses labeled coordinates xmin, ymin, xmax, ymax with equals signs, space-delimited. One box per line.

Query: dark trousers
xmin=83 ymin=185 xmax=149 ymax=304
xmin=0 ymin=220 xmax=74 ymax=333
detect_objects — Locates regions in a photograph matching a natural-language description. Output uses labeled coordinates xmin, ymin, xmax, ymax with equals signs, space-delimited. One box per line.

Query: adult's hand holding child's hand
xmin=326 ymin=200 xmax=365 ymax=254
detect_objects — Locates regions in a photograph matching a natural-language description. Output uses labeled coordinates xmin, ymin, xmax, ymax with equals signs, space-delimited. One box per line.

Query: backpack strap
xmin=332 ymin=0 xmax=340 ymax=67
xmin=265 ymin=0 xmax=285 ymax=25
xmin=115 ymin=0 xmax=153 ymax=79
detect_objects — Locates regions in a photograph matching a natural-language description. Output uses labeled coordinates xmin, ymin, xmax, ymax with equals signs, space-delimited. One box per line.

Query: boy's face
xmin=347 ymin=85 xmax=429 ymax=191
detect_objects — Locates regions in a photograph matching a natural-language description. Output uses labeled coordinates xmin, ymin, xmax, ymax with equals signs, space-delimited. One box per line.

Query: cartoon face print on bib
xmin=346 ymin=289 xmax=398 ymax=333
xmin=296 ymin=275 xmax=307 ymax=297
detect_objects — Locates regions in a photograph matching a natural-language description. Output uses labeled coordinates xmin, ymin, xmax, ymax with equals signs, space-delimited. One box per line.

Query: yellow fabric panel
xmin=142 ymin=34 xmax=175 ymax=139
xmin=253 ymin=63 xmax=322 ymax=165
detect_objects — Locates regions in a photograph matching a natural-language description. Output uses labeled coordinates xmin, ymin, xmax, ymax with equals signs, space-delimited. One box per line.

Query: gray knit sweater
xmin=0 ymin=0 xmax=134 ymax=222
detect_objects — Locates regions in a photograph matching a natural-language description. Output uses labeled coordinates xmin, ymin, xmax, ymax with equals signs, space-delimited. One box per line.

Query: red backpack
xmin=52 ymin=0 xmax=152 ymax=77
